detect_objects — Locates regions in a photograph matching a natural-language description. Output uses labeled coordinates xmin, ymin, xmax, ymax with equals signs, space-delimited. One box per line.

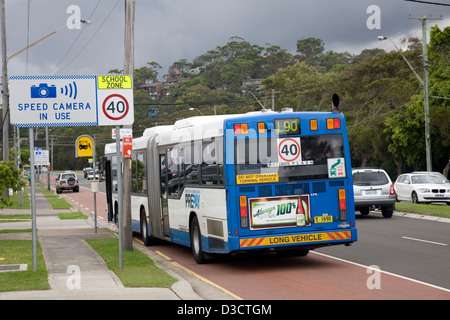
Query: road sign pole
xmin=115 ymin=125 xmax=123 ymax=271
xmin=92 ymin=138 xmax=97 ymax=234
xmin=29 ymin=127 xmax=37 ymax=271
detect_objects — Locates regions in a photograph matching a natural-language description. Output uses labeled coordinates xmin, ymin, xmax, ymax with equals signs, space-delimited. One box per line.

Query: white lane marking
xmin=312 ymin=251 xmax=450 ymax=293
xmin=401 ymin=236 xmax=447 ymax=246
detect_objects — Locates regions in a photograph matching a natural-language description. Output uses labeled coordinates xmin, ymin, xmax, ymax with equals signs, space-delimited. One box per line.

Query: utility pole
xmin=270 ymin=89 xmax=281 ymax=111
xmin=1 ymin=0 xmax=9 ymax=162
xmin=122 ymin=0 xmax=134 ymax=252
xmin=409 ymin=15 xmax=442 ymax=172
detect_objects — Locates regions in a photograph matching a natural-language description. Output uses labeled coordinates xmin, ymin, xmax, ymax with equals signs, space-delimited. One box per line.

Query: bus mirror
xmin=332 ymin=93 xmax=340 ymax=113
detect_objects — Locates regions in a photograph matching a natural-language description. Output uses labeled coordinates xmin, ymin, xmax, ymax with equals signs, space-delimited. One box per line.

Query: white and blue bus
xmin=104 ymin=109 xmax=357 ymax=263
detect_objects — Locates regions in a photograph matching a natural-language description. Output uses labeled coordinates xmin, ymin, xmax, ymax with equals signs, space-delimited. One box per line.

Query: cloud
xmin=3 ymin=0 xmax=449 ymax=79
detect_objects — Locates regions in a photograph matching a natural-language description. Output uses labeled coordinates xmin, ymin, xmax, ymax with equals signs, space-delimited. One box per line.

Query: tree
xmin=296 ymin=37 xmax=324 ymax=66
xmin=384 ymin=97 xmax=425 ymax=171
xmin=427 ymin=25 xmax=450 ymax=173
xmin=133 ymin=61 xmax=161 ymax=88
xmin=0 ymin=161 xmax=25 ymax=208
xmin=169 ymin=59 xmax=192 ymax=75
xmin=262 ymin=62 xmax=324 ymax=110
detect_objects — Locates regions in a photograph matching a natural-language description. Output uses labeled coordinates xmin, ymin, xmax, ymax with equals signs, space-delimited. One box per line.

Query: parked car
xmin=411 ymin=171 xmax=450 ymax=184
xmin=55 ymin=171 xmax=79 ymax=194
xmin=352 ymin=168 xmax=395 ymax=218
xmin=86 ymin=167 xmax=103 ymax=181
xmin=394 ymin=173 xmax=450 ymax=205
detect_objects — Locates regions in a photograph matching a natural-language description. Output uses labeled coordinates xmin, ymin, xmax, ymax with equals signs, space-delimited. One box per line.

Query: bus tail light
xmin=234 ymin=123 xmax=248 ymax=135
xmin=257 ymin=122 xmax=266 ymax=134
xmin=239 ymin=196 xmax=248 ymax=228
xmin=310 ymin=119 xmax=318 ymax=131
xmin=234 ymin=124 xmax=242 ymax=135
xmin=338 ymin=189 xmax=347 ymax=220
xmin=327 ymin=118 xmax=341 ymax=130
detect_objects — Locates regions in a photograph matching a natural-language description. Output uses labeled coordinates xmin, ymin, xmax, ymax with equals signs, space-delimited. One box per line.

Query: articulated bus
xmin=104 ymin=109 xmax=357 ymax=263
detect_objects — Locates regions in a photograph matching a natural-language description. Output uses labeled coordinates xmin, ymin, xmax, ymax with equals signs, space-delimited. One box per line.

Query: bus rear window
xmin=234 ymin=134 xmax=345 ymax=182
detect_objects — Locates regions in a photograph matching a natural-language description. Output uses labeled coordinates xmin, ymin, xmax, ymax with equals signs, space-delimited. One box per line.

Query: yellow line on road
xmin=171 ymin=261 xmax=243 ymax=300
xmin=132 ymin=237 xmax=242 ymax=299
xmin=155 ymin=250 xmax=173 ymax=261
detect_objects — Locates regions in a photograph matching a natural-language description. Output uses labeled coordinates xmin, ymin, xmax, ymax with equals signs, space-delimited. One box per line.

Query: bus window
xmin=131 ymin=152 xmax=146 ymax=194
xmin=235 ymin=134 xmax=345 ymax=182
xmin=160 ymin=154 xmax=167 ymax=197
xmin=167 ymin=145 xmax=186 ymax=197
xmin=201 ymin=137 xmax=224 ymax=186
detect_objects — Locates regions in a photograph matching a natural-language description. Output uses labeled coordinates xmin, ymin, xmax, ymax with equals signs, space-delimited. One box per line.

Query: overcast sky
xmin=4 ymin=0 xmax=450 ymax=79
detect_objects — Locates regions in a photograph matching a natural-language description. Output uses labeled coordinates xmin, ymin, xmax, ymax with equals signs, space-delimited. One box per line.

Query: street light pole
xmin=378 ymin=27 xmax=438 ymax=172
xmin=122 ymin=0 xmax=135 ymax=258
xmin=189 ymin=107 xmax=204 ymax=116
xmin=421 ymin=19 xmax=432 ymax=172
xmin=408 ymin=15 xmax=441 ymax=172
xmin=377 ymin=36 xmax=424 ymax=86
xmin=1 ymin=0 xmax=9 ymax=162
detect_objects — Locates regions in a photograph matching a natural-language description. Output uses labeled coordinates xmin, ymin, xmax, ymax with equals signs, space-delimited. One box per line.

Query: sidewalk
xmin=0 ymin=186 xmax=201 ymax=300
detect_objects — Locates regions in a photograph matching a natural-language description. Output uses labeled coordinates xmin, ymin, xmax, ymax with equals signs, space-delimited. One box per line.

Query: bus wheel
xmin=190 ymin=216 xmax=206 ymax=264
xmin=140 ymin=209 xmax=152 ymax=246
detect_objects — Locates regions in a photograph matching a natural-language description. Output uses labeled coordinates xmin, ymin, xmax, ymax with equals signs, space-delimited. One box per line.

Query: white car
xmin=394 ymin=173 xmax=450 ymax=205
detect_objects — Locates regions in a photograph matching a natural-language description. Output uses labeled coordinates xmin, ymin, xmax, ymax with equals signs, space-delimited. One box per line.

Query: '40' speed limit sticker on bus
xmin=277 ymin=138 xmax=302 ymax=165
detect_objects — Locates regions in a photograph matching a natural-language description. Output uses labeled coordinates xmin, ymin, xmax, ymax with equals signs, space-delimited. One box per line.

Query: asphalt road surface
xmin=51 ymin=172 xmax=450 ymax=299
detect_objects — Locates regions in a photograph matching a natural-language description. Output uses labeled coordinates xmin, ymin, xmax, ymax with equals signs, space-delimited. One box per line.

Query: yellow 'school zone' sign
xmin=97 ymin=75 xmax=132 ymax=89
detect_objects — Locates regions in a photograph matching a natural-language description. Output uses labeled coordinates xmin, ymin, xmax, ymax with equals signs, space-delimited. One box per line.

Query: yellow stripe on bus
xmin=240 ymin=231 xmax=351 ymax=248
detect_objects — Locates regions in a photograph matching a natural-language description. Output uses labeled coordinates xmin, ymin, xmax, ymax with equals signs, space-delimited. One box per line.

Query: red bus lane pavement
xmin=149 ymin=242 xmax=450 ymax=300
xmin=46 ymin=173 xmax=109 ymax=222
xmin=63 ymin=187 xmax=109 ymax=222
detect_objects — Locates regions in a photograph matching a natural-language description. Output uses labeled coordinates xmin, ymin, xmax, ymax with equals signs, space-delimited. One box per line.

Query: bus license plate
xmin=314 ymin=216 xmax=333 ymax=223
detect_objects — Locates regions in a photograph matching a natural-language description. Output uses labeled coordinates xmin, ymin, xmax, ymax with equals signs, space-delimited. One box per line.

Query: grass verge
xmin=85 ymin=238 xmax=177 ymax=288
xmin=57 ymin=212 xmax=88 ymax=220
xmin=0 ymin=229 xmax=32 ymax=234
xmin=395 ymin=202 xmax=450 ymax=219
xmin=47 ymin=198 xmax=72 ymax=210
xmin=0 ymin=214 xmax=32 ymax=220
xmin=0 ymin=240 xmax=50 ymax=292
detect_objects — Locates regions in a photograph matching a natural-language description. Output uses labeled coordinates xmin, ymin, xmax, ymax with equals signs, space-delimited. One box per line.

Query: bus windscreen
xmin=235 ymin=134 xmax=345 ymax=182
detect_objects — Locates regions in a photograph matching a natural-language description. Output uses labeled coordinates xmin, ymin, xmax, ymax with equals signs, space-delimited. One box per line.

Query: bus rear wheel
xmin=140 ymin=209 xmax=152 ymax=246
xmin=190 ymin=216 xmax=206 ymax=264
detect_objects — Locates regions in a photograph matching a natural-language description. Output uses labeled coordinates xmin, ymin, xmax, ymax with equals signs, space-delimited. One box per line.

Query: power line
xmin=51 ymin=0 xmax=102 ymax=75
xmin=404 ymin=0 xmax=450 ymax=6
xmin=58 ymin=0 xmax=121 ymax=73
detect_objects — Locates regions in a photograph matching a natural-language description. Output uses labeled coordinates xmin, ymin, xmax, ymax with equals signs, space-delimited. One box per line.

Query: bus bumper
xmin=235 ymin=228 xmax=357 ymax=251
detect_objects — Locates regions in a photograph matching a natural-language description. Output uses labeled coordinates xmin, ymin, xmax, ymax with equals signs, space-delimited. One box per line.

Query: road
xmin=52 ymin=173 xmax=450 ymax=299
xmin=318 ymin=214 xmax=450 ymax=290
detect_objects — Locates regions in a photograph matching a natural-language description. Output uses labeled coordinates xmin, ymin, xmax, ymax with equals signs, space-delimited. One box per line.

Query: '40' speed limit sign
xmin=278 ymin=138 xmax=302 ymax=164
xmin=102 ymin=94 xmax=129 ymax=120
xmin=96 ymin=75 xmax=134 ymax=125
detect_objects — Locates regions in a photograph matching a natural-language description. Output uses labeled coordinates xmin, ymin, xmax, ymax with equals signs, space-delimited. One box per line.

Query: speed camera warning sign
xmin=9 ymin=74 xmax=134 ymax=127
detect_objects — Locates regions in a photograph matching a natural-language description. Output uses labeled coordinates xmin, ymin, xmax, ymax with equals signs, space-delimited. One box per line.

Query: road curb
xmin=394 ymin=211 xmax=450 ymax=223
